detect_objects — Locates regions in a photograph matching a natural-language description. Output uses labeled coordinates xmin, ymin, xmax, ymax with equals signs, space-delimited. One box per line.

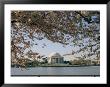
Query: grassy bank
xmin=28 ymin=63 xmax=100 ymax=67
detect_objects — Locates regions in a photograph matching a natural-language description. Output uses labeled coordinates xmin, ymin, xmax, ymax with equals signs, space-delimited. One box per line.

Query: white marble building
xmin=48 ymin=52 xmax=64 ymax=64
xmin=63 ymin=54 xmax=79 ymax=61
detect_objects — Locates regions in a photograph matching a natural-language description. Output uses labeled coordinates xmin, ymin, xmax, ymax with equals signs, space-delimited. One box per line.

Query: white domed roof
xmin=48 ymin=52 xmax=62 ymax=58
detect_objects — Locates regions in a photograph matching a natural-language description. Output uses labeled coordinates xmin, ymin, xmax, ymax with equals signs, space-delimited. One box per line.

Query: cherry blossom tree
xmin=11 ymin=11 xmax=100 ymax=67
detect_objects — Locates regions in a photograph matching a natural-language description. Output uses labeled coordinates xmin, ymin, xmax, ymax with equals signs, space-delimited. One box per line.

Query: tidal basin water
xmin=11 ymin=66 xmax=100 ymax=76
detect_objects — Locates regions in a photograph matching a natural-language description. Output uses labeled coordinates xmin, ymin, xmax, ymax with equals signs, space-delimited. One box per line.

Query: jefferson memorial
xmin=48 ymin=52 xmax=64 ymax=64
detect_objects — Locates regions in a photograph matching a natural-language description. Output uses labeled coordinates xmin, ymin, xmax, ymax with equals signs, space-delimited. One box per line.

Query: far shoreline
xmin=11 ymin=65 xmax=100 ymax=68
xmin=35 ymin=65 xmax=100 ymax=67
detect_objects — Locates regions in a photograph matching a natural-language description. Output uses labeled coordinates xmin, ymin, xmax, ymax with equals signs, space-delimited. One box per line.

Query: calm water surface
xmin=11 ymin=66 xmax=100 ymax=76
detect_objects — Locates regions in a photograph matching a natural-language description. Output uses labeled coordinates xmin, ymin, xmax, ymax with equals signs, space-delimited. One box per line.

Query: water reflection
xmin=11 ymin=66 xmax=100 ymax=76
